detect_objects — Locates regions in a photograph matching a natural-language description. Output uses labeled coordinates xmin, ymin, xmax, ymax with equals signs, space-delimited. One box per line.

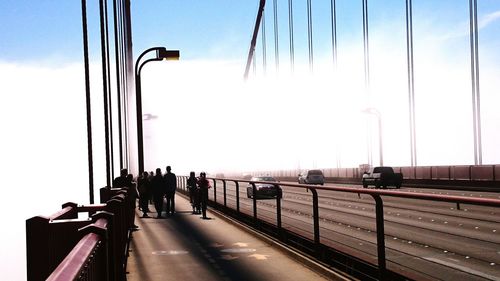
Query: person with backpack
xmin=187 ymin=171 xmax=199 ymax=214
xmin=197 ymin=172 xmax=211 ymax=219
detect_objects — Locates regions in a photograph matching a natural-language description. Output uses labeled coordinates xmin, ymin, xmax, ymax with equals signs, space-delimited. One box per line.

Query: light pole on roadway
xmin=135 ymin=47 xmax=180 ymax=174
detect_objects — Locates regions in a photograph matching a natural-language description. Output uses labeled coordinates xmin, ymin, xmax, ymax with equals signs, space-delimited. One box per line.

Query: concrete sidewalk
xmin=126 ymin=194 xmax=346 ymax=281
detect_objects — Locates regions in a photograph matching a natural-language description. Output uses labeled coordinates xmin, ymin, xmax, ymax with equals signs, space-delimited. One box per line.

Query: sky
xmin=1 ymin=1 xmax=500 ymax=280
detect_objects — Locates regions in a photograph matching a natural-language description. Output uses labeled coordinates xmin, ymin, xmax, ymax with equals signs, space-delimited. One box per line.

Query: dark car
xmin=246 ymin=176 xmax=282 ymax=199
xmin=362 ymin=166 xmax=403 ymax=189
xmin=298 ymin=169 xmax=325 ymax=185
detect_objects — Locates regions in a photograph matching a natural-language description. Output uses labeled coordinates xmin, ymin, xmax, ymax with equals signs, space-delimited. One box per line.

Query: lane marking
xmin=423 ymin=257 xmax=499 ymax=281
xmin=152 ymin=250 xmax=189 ymax=255
xmin=248 ymin=254 xmax=270 ymax=260
xmin=221 ymin=248 xmax=256 ymax=254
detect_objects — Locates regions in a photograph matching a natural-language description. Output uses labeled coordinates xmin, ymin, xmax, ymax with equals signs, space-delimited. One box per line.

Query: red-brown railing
xmin=26 ymin=187 xmax=132 ymax=281
xmin=46 ymin=218 xmax=109 ymax=281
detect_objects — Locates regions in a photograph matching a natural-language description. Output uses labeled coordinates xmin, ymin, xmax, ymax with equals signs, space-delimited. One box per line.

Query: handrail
xmin=46 ymin=218 xmax=109 ymax=281
xmin=27 ymin=187 xmax=131 ymax=281
xmin=46 ymin=233 xmax=102 ymax=281
xmin=49 ymin=204 xmax=78 ymax=221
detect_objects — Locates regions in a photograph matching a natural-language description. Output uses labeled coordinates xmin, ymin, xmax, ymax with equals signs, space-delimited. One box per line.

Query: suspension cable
xmin=330 ymin=0 xmax=337 ymax=69
xmin=273 ymin=0 xmax=279 ymax=72
xmin=307 ymin=0 xmax=314 ymax=72
xmin=288 ymin=0 xmax=295 ymax=72
xmin=244 ymin=0 xmax=266 ymax=80
xmin=362 ymin=0 xmax=370 ymax=94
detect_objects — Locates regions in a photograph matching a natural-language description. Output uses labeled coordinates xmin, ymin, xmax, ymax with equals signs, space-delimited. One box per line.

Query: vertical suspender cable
xmin=119 ymin=0 xmax=128 ymax=170
xmin=406 ymin=0 xmax=417 ymax=167
xmin=113 ymin=0 xmax=124 ymax=170
xmin=307 ymin=0 xmax=313 ymax=72
xmin=473 ymin=0 xmax=481 ymax=165
xmin=81 ymin=0 xmax=94 ymax=204
xmin=262 ymin=11 xmax=267 ymax=75
xmin=362 ymin=0 xmax=372 ymax=165
xmin=331 ymin=0 xmax=339 ymax=168
xmin=469 ymin=0 xmax=482 ymax=165
xmin=244 ymin=0 xmax=266 ymax=80
xmin=99 ymin=0 xmax=111 ymax=187
xmin=104 ymin=0 xmax=115 ymax=181
xmin=122 ymin=0 xmax=130 ymax=169
xmin=273 ymin=0 xmax=279 ymax=72
xmin=330 ymin=0 xmax=337 ymax=69
xmin=124 ymin=0 xmax=132 ymax=169
xmin=362 ymin=0 xmax=370 ymax=93
xmin=288 ymin=0 xmax=295 ymax=73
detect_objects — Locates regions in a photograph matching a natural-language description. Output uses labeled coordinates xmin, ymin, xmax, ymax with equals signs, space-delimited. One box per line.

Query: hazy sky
xmin=0 ymin=2 xmax=499 ymax=279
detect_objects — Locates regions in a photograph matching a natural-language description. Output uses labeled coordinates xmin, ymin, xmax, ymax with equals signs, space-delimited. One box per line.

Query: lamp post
xmin=135 ymin=47 xmax=180 ymax=174
xmin=362 ymin=107 xmax=383 ymax=166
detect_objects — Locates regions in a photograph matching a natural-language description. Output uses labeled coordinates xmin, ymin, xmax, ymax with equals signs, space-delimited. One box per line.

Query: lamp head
xmin=157 ymin=48 xmax=180 ymax=61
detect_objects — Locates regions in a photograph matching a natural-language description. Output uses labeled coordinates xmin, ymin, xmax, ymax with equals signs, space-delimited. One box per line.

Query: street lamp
xmin=135 ymin=47 xmax=180 ymax=174
xmin=362 ymin=107 xmax=383 ymax=166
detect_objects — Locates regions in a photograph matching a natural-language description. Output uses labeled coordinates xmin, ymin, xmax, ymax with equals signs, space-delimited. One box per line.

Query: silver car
xmin=298 ymin=169 xmax=325 ymax=185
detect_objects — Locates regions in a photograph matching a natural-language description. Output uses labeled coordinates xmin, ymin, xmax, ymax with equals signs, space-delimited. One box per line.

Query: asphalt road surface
xmin=205 ymin=181 xmax=500 ymax=280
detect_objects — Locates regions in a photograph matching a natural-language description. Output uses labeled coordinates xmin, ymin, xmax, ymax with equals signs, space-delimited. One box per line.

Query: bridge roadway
xmin=206 ymin=180 xmax=500 ymax=280
xmin=126 ymin=193 xmax=351 ymax=281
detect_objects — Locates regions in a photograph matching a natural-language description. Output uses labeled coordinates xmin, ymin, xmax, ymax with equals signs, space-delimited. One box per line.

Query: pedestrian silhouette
xmin=113 ymin=168 xmax=129 ymax=188
xmin=151 ymin=168 xmax=165 ymax=218
xmin=197 ymin=172 xmax=211 ymax=219
xmin=164 ymin=165 xmax=177 ymax=216
xmin=187 ymin=171 xmax=200 ymax=214
xmin=138 ymin=171 xmax=151 ymax=218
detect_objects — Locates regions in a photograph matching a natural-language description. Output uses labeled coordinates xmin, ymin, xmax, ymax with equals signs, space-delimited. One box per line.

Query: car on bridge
xmin=298 ymin=169 xmax=325 ymax=185
xmin=362 ymin=166 xmax=403 ymax=189
xmin=246 ymin=176 xmax=282 ymax=199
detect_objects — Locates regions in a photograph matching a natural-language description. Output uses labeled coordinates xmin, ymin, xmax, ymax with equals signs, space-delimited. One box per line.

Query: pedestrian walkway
xmin=126 ymin=194 xmax=348 ymax=281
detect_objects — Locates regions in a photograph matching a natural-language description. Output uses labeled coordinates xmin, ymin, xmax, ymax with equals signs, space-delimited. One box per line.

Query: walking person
xmin=197 ymin=172 xmax=211 ymax=219
xmin=137 ymin=171 xmax=151 ymax=218
xmin=151 ymin=168 xmax=165 ymax=218
xmin=125 ymin=173 xmax=139 ymax=229
xmin=187 ymin=171 xmax=198 ymax=214
xmin=113 ymin=168 xmax=130 ymax=188
xmin=164 ymin=166 xmax=177 ymax=216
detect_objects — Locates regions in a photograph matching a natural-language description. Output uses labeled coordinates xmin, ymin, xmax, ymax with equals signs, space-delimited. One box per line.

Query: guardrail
xmin=26 ymin=187 xmax=132 ymax=281
xmin=177 ymin=176 xmax=500 ymax=281
xmin=244 ymin=164 xmax=500 ymax=189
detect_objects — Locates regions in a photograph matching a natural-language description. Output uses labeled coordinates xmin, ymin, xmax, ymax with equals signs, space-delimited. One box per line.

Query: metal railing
xmin=46 ymin=217 xmax=109 ymax=281
xmin=26 ymin=187 xmax=132 ymax=281
xmin=177 ymin=176 xmax=500 ymax=280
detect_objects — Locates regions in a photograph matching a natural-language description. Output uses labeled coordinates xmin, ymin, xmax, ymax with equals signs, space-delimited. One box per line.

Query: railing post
xmin=252 ymin=182 xmax=258 ymax=223
xmin=223 ymin=179 xmax=227 ymax=207
xmin=212 ymin=179 xmax=217 ymax=204
xmin=105 ymin=195 xmax=127 ymax=279
xmin=99 ymin=186 xmax=112 ymax=203
xmin=310 ymin=188 xmax=320 ymax=245
xmin=276 ymin=184 xmax=282 ymax=233
xmin=371 ymin=194 xmax=387 ymax=280
xmin=91 ymin=211 xmax=114 ymax=281
xmin=235 ymin=181 xmax=240 ymax=213
xmin=26 ymin=216 xmax=51 ymax=281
